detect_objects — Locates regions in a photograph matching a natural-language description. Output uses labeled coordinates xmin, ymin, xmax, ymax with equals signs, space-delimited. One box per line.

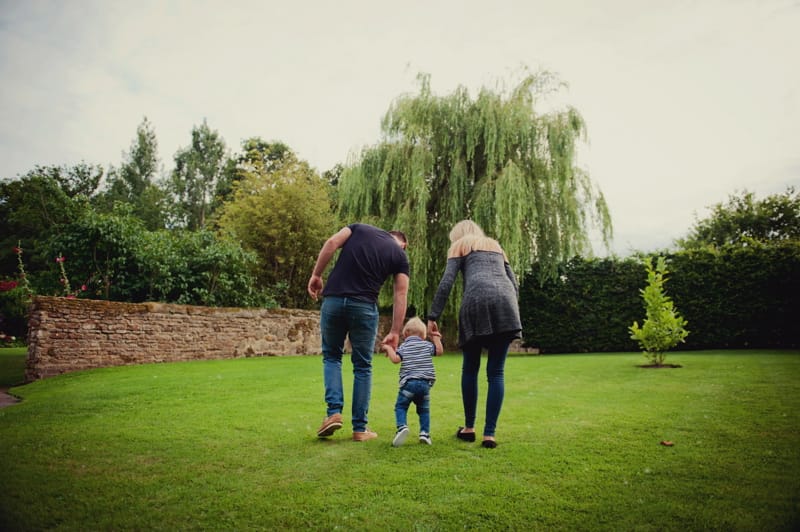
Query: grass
xmin=0 ymin=347 xmax=26 ymax=388
xmin=0 ymin=348 xmax=798 ymax=531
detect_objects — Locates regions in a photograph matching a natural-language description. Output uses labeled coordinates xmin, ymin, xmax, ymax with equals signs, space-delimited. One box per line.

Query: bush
xmin=628 ymin=256 xmax=689 ymax=364
xmin=667 ymin=241 xmax=800 ymax=348
xmin=520 ymin=257 xmax=643 ymax=353
xmin=520 ymin=242 xmax=800 ymax=352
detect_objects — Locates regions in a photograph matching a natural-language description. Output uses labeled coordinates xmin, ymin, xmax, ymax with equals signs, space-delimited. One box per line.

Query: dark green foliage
xmin=667 ymin=242 xmax=800 ymax=349
xmin=520 ymin=257 xmax=643 ymax=353
xmin=520 ymin=243 xmax=800 ymax=352
xmin=0 ymin=172 xmax=89 ymax=282
xmin=137 ymin=230 xmax=275 ymax=308
xmin=21 ymin=162 xmax=103 ymax=199
xmin=47 ymin=204 xmax=147 ymax=300
xmin=40 ymin=205 xmax=270 ymax=308
xmin=0 ymin=285 xmax=29 ymax=340
xmin=678 ymin=187 xmax=800 ymax=248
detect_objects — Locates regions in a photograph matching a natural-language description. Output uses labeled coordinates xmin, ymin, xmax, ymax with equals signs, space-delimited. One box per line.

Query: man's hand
xmin=382 ymin=341 xmax=401 ymax=363
xmin=381 ymin=331 xmax=400 ymax=351
xmin=307 ymin=274 xmax=323 ymax=301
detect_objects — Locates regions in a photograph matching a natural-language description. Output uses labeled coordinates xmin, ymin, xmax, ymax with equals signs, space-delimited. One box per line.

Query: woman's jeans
xmin=320 ymin=296 xmax=379 ymax=432
xmin=461 ymin=334 xmax=512 ymax=437
xmin=394 ymin=379 xmax=432 ymax=434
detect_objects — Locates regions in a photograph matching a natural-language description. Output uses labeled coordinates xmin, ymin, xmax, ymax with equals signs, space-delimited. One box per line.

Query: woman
xmin=427 ymin=220 xmax=522 ymax=448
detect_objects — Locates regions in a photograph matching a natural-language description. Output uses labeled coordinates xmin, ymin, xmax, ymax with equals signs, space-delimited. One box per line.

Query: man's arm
xmin=307 ymin=226 xmax=352 ymax=301
xmin=381 ymin=272 xmax=409 ymax=350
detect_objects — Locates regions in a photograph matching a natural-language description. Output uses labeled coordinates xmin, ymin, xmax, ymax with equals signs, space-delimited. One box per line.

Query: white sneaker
xmin=392 ymin=426 xmax=410 ymax=447
xmin=419 ymin=433 xmax=432 ymax=445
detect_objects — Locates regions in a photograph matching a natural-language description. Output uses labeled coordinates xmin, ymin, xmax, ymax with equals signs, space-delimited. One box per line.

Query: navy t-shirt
xmin=322 ymin=223 xmax=410 ymax=303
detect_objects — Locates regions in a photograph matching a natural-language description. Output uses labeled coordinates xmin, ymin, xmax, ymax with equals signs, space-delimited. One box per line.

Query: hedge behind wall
xmin=519 ymin=242 xmax=800 ymax=353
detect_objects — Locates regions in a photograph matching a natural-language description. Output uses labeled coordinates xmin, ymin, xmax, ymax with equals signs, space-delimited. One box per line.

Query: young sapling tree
xmin=629 ymin=256 xmax=689 ymax=366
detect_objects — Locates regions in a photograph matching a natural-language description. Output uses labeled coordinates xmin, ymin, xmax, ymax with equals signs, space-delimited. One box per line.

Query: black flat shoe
xmin=481 ymin=440 xmax=497 ymax=449
xmin=455 ymin=427 xmax=476 ymax=442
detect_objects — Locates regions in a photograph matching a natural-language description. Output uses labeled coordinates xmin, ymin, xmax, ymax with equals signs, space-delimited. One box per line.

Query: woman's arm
xmin=427 ymin=257 xmax=462 ymax=320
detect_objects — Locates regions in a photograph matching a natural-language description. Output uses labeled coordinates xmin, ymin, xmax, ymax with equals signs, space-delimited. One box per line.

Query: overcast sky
xmin=1 ymin=0 xmax=798 ymax=256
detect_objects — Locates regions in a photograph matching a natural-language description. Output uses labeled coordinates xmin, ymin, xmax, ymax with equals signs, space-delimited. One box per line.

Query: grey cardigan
xmin=428 ymin=251 xmax=522 ymax=347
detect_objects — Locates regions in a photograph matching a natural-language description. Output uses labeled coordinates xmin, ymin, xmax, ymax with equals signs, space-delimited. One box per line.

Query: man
xmin=308 ymin=223 xmax=409 ymax=441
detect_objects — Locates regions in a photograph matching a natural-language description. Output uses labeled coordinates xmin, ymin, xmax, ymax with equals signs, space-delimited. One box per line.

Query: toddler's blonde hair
xmin=402 ymin=317 xmax=427 ymax=339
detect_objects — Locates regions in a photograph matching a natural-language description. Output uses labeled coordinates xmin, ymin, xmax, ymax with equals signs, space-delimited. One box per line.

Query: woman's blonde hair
xmin=402 ymin=317 xmax=427 ymax=339
xmin=447 ymin=220 xmax=506 ymax=259
xmin=449 ymin=220 xmax=485 ymax=242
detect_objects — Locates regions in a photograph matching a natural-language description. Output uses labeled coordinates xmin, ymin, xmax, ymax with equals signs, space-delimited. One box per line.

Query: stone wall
xmin=24 ymin=296 xmax=536 ymax=382
xmin=25 ymin=297 xmax=323 ymax=382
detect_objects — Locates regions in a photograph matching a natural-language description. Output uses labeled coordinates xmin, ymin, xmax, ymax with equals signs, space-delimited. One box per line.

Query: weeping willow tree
xmin=337 ymin=72 xmax=612 ymax=326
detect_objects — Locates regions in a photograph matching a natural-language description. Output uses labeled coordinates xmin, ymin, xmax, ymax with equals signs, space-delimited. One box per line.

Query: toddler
xmin=381 ymin=317 xmax=443 ymax=446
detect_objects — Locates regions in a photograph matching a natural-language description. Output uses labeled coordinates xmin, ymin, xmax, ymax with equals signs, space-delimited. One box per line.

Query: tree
xmin=118 ymin=116 xmax=160 ymax=198
xmin=0 ymin=244 xmax=34 ymax=340
xmin=215 ymin=146 xmax=335 ymax=308
xmin=21 ymin=162 xmax=104 ymax=199
xmin=213 ymin=138 xmax=294 ymax=213
xmin=237 ymin=138 xmax=295 ymax=174
xmin=678 ymin=187 xmax=800 ymax=249
xmin=337 ymin=72 xmax=612 ymax=321
xmin=47 ymin=204 xmax=149 ymax=301
xmin=137 ymin=229 xmax=273 ymax=308
xmin=97 ymin=117 xmax=168 ymax=230
xmin=170 ymin=120 xmax=230 ymax=230
xmin=0 ymin=172 xmax=88 ymax=282
xmin=322 ymin=163 xmax=344 ymax=211
xmin=48 ymin=204 xmax=269 ymax=307
xmin=629 ymin=256 xmax=689 ymax=366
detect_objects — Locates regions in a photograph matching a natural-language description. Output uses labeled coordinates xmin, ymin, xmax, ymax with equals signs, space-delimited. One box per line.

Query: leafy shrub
xmin=629 ymin=256 xmax=689 ymax=364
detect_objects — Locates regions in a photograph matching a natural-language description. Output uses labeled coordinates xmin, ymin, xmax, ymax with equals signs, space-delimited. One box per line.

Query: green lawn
xmin=0 ymin=346 xmax=26 ymax=388
xmin=1 ymin=348 xmax=798 ymax=531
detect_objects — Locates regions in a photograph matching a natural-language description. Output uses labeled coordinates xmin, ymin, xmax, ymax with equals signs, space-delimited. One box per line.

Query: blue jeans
xmin=394 ymin=379 xmax=432 ymax=434
xmin=320 ymin=296 xmax=379 ymax=432
xmin=461 ymin=335 xmax=512 ymax=437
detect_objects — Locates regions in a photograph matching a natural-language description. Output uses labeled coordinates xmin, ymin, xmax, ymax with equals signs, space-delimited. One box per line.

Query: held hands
xmin=427 ymin=320 xmax=444 ymax=355
xmin=379 ymin=342 xmax=391 ymax=357
xmin=381 ymin=339 xmax=400 ymax=363
xmin=381 ymin=331 xmax=400 ymax=351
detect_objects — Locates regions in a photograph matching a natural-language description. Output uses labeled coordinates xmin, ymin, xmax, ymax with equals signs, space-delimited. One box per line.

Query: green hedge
xmin=667 ymin=243 xmax=800 ymax=349
xmin=520 ymin=242 xmax=800 ymax=352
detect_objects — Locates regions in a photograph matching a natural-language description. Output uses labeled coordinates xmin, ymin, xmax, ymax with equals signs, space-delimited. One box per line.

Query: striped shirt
xmin=397 ymin=336 xmax=436 ymax=387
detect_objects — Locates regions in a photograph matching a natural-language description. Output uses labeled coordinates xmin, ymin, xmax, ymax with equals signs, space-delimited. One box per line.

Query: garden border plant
xmin=629 ymin=255 xmax=689 ymax=368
